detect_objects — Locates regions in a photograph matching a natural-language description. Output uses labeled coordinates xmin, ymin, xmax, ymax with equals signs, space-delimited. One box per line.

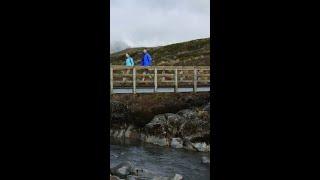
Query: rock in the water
xmin=131 ymin=167 xmax=170 ymax=180
xmin=145 ymin=135 xmax=169 ymax=146
xmin=126 ymin=175 xmax=139 ymax=180
xmin=139 ymin=133 xmax=146 ymax=141
xmin=125 ymin=125 xmax=134 ymax=138
xmin=201 ymin=156 xmax=210 ymax=164
xmin=193 ymin=142 xmax=210 ymax=152
xmin=111 ymin=153 xmax=119 ymax=158
xmin=117 ymin=129 xmax=125 ymax=138
xmin=171 ymin=174 xmax=183 ymax=180
xmin=110 ymin=161 xmax=134 ymax=178
xmin=171 ymin=138 xmax=183 ymax=148
xmin=152 ymin=176 xmax=169 ymax=180
xmin=110 ymin=175 xmax=121 ymax=180
xmin=134 ymin=168 xmax=157 ymax=178
xmin=183 ymin=138 xmax=197 ymax=151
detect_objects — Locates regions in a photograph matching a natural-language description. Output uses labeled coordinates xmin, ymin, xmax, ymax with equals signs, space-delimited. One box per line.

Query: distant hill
xmin=110 ymin=41 xmax=130 ymax=53
xmin=109 ymin=38 xmax=210 ymax=66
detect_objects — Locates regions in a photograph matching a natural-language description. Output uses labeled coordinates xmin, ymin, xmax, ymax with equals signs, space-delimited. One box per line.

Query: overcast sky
xmin=110 ymin=0 xmax=210 ymax=48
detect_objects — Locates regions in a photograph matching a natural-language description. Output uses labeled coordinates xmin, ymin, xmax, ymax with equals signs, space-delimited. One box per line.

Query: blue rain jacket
xmin=141 ymin=52 xmax=152 ymax=66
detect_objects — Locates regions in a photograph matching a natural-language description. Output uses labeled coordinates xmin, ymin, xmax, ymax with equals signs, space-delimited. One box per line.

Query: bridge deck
xmin=113 ymin=87 xmax=210 ymax=94
xmin=110 ymin=65 xmax=210 ymax=94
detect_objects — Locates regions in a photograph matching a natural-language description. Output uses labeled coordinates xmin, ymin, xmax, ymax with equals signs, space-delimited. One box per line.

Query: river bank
xmin=110 ymin=93 xmax=211 ymax=152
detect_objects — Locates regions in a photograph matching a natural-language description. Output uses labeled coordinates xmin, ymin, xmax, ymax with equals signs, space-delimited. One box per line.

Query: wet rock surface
xmin=110 ymin=162 xmax=183 ymax=180
xmin=170 ymin=138 xmax=183 ymax=149
xmin=110 ymin=161 xmax=134 ymax=178
xmin=201 ymin=156 xmax=210 ymax=164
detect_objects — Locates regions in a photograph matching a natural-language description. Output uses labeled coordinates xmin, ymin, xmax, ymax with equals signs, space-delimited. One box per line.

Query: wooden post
xmin=193 ymin=67 xmax=197 ymax=93
xmin=162 ymin=70 xmax=165 ymax=81
xmin=110 ymin=67 xmax=113 ymax=94
xmin=174 ymin=68 xmax=178 ymax=92
xmin=133 ymin=67 xmax=136 ymax=94
xmin=154 ymin=67 xmax=157 ymax=92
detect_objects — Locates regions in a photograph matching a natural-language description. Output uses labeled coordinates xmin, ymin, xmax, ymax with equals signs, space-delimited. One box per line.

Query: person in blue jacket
xmin=141 ymin=49 xmax=152 ymax=66
xmin=141 ymin=49 xmax=152 ymax=81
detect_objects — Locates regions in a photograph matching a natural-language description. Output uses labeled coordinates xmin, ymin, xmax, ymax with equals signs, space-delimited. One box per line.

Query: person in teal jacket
xmin=123 ymin=53 xmax=134 ymax=82
xmin=125 ymin=53 xmax=134 ymax=66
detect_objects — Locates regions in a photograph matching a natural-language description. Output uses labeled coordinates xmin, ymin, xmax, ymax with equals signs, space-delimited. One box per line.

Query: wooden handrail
xmin=110 ymin=65 xmax=210 ymax=94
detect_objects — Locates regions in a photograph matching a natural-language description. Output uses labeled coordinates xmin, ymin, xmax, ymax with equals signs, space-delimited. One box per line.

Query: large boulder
xmin=178 ymin=108 xmax=210 ymax=139
xmin=144 ymin=114 xmax=168 ymax=137
xmin=171 ymin=138 xmax=183 ymax=149
xmin=193 ymin=142 xmax=210 ymax=152
xmin=145 ymin=113 xmax=186 ymax=137
xmin=145 ymin=106 xmax=211 ymax=149
xmin=131 ymin=168 xmax=169 ymax=180
xmin=110 ymin=161 xmax=135 ymax=179
xmin=177 ymin=109 xmax=197 ymax=120
xmin=145 ymin=136 xmax=170 ymax=146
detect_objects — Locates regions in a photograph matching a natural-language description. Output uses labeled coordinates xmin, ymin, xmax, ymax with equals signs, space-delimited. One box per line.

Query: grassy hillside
xmin=109 ymin=38 xmax=210 ymax=66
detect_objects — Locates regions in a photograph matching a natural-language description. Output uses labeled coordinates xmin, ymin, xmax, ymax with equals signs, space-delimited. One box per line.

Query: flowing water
xmin=110 ymin=137 xmax=211 ymax=180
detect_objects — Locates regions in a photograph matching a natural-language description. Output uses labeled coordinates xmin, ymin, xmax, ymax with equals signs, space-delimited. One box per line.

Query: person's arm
xmin=148 ymin=54 xmax=152 ymax=65
xmin=141 ymin=55 xmax=144 ymax=66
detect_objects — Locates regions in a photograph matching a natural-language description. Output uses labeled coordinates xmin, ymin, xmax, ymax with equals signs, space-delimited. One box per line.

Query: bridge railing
xmin=110 ymin=65 xmax=210 ymax=94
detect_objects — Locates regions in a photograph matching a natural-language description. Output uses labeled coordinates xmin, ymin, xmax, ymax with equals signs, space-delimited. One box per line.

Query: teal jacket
xmin=125 ymin=57 xmax=134 ymax=66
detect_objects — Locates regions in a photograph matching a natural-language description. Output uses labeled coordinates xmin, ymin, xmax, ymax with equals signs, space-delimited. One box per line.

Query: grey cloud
xmin=110 ymin=0 xmax=210 ymax=48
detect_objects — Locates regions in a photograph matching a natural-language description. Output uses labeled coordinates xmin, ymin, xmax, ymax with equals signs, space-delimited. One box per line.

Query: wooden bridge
xmin=110 ymin=65 xmax=210 ymax=94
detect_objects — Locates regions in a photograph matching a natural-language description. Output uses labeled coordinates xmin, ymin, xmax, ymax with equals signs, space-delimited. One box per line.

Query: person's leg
xmin=142 ymin=69 xmax=146 ymax=81
xmin=146 ymin=68 xmax=151 ymax=79
xmin=146 ymin=67 xmax=151 ymax=80
xmin=123 ymin=68 xmax=129 ymax=82
xmin=122 ymin=69 xmax=125 ymax=82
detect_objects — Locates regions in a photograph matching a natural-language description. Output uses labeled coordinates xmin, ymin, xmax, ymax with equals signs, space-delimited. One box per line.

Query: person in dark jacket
xmin=141 ymin=49 xmax=152 ymax=81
